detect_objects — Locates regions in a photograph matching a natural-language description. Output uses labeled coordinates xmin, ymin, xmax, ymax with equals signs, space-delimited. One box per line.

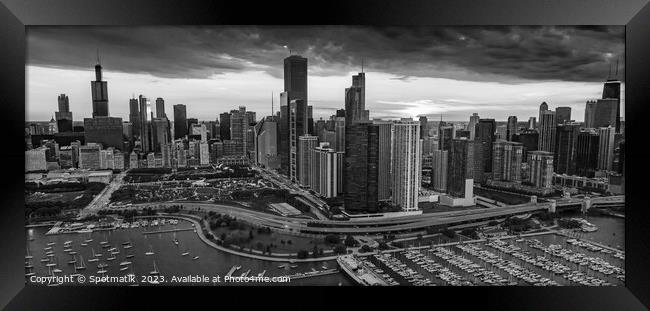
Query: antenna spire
xmin=271 ymin=92 xmax=274 ymax=116
xmin=361 ymin=58 xmax=364 ymax=73
xmin=608 ymin=63 xmax=611 ymax=79
xmin=615 ymin=58 xmax=619 ymax=78
xmin=96 ymin=48 xmax=100 ymax=65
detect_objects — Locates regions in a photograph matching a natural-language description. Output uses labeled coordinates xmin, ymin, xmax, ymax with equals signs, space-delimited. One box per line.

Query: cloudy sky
xmin=26 ymin=26 xmax=624 ymax=122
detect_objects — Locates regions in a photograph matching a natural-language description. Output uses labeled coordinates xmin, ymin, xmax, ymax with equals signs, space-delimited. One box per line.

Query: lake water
xmin=25 ymin=220 xmax=352 ymax=286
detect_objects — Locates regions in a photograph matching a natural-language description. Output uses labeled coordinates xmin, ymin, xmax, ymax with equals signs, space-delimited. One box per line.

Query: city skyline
xmin=27 ymin=26 xmax=624 ymax=122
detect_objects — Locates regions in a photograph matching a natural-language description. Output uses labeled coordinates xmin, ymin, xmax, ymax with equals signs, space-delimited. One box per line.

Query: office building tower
xmin=99 ymin=148 xmax=115 ymax=169
xmin=84 ymin=117 xmax=123 ymax=151
xmin=289 ymin=99 xmax=308 ymax=182
xmin=438 ymin=125 xmax=454 ymax=151
xmin=315 ymin=119 xmax=327 ymax=141
xmin=129 ymin=151 xmax=138 ymax=169
xmin=593 ymin=99 xmax=618 ymax=129
xmin=113 ymin=149 xmax=124 ymax=170
xmin=230 ymin=107 xmax=248 ymax=155
xmin=152 ymin=118 xmax=171 ymax=153
xmin=199 ymin=141 xmax=210 ymax=166
xmin=602 ymin=78 xmax=621 ymax=132
xmin=555 ymin=107 xmax=571 ymax=125
xmin=278 ymin=92 xmax=290 ymax=174
xmin=597 ymin=126 xmax=616 ymax=171
xmin=538 ymin=102 xmax=548 ymax=129
xmin=284 ymin=55 xmax=308 ymax=106
xmin=307 ymin=105 xmax=314 ymax=135
xmin=447 ymin=139 xmax=476 ymax=198
xmin=310 ymin=143 xmax=342 ymax=198
xmin=528 ymin=151 xmax=554 ymax=188
xmin=492 ymin=140 xmax=523 ymax=183
xmin=58 ymin=146 xmax=74 ymax=169
xmin=255 ymin=116 xmax=279 ymax=169
xmin=345 ymin=72 xmax=369 ymax=124
xmin=476 ymin=118 xmax=496 ymax=178
xmin=554 ymin=123 xmax=580 ymax=175
xmin=584 ymin=100 xmax=597 ymax=128
xmin=122 ymin=122 xmax=133 ymax=141
xmin=576 ymin=129 xmax=600 ymax=178
xmin=344 ymin=121 xmax=380 ymax=213
xmin=391 ymin=119 xmax=422 ymax=211
xmin=138 ymin=95 xmax=151 ymax=153
xmin=172 ymin=104 xmax=187 ymax=140
xmin=495 ymin=125 xmax=507 ymax=140
xmin=512 ymin=129 xmax=539 ymax=162
xmin=55 ymin=94 xmax=73 ymax=132
xmin=538 ymin=111 xmax=556 ymax=153
xmin=336 ymin=109 xmax=346 ymax=118
xmin=506 ymin=116 xmax=518 ymax=141
xmin=190 ymin=123 xmax=207 ymax=143
xmin=467 ymin=113 xmax=480 ymax=140
xmin=298 ymin=135 xmax=318 ymax=187
xmin=129 ymin=98 xmax=140 ymax=137
xmin=419 ymin=116 xmax=428 ymax=139
xmin=373 ymin=120 xmax=393 ymax=201
xmin=432 ymin=150 xmax=448 ymax=192
xmin=91 ymin=59 xmax=109 ymax=117
xmin=187 ymin=118 xmax=198 ymax=130
xmin=219 ymin=112 xmax=231 ymax=140
xmin=176 ymin=148 xmax=187 ymax=168
xmin=155 ymin=98 xmax=165 ymax=118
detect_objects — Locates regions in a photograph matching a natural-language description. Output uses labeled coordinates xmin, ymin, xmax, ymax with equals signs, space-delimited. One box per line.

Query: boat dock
xmin=142 ymin=227 xmax=194 ymax=235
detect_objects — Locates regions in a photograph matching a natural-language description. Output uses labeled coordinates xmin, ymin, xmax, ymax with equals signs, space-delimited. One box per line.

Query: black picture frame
xmin=1 ymin=0 xmax=649 ymax=310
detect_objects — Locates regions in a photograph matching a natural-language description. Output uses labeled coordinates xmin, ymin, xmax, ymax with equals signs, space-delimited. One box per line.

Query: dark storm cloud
xmin=27 ymin=26 xmax=624 ymax=82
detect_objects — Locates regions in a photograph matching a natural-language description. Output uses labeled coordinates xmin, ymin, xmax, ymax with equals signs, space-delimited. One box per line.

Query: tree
xmin=344 ymin=235 xmax=356 ymax=247
xmin=360 ymin=245 xmax=372 ymax=253
xmin=334 ymin=244 xmax=347 ymax=254
xmin=325 ymin=234 xmax=340 ymax=244
xmin=378 ymin=242 xmax=390 ymax=250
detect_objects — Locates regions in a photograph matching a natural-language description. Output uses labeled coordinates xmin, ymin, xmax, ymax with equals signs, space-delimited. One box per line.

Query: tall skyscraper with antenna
xmin=91 ymin=51 xmax=109 ymax=117
xmin=602 ymin=60 xmax=622 ymax=133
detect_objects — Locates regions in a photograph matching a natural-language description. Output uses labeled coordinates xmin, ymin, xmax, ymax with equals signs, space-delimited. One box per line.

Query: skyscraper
xmin=152 ymin=117 xmax=171 ymax=153
xmin=284 ymin=55 xmax=308 ymax=105
xmin=512 ymin=129 xmax=539 ymax=162
xmin=467 ymin=113 xmax=480 ymax=140
xmin=432 ymin=149 xmax=448 ymax=192
xmin=289 ymin=99 xmax=308 ymax=182
xmin=298 ymin=134 xmax=318 ymax=187
xmin=155 ymin=98 xmax=166 ymax=118
xmin=255 ymin=116 xmax=279 ymax=169
xmin=55 ymin=94 xmax=73 ymax=132
xmin=593 ymin=99 xmax=618 ymax=129
xmin=278 ymin=92 xmax=290 ymax=175
xmin=310 ymin=143 xmax=342 ymax=198
xmin=476 ymin=118 xmax=496 ymax=178
xmin=419 ymin=116 xmax=428 ymax=139
xmin=597 ymin=126 xmax=616 ymax=171
xmin=219 ymin=112 xmax=231 ymax=140
xmin=334 ymin=117 xmax=345 ymax=152
xmin=438 ymin=125 xmax=454 ymax=151
xmin=602 ymin=78 xmax=621 ymax=132
xmin=506 ymin=116 xmax=518 ymax=141
xmin=492 ymin=140 xmax=523 ymax=183
xmin=538 ymin=110 xmax=556 ymax=153
xmin=391 ymin=119 xmax=422 ymax=211
xmin=538 ymin=102 xmax=548 ymax=129
xmin=230 ymin=106 xmax=248 ymax=156
xmin=138 ymin=95 xmax=151 ymax=153
xmin=576 ymin=129 xmax=600 ymax=178
xmin=447 ymin=139 xmax=476 ymax=198
xmin=527 ymin=117 xmax=536 ymax=129
xmin=584 ymin=100 xmax=597 ymax=128
xmin=528 ymin=151 xmax=554 ymax=188
xmin=129 ymin=98 xmax=140 ymax=137
xmin=554 ymin=123 xmax=580 ymax=175
xmin=374 ymin=120 xmax=393 ymax=201
xmin=91 ymin=58 xmax=109 ymax=117
xmin=344 ymin=121 xmax=379 ymax=213
xmin=555 ymin=107 xmax=571 ymax=125
xmin=173 ymin=104 xmax=187 ymax=140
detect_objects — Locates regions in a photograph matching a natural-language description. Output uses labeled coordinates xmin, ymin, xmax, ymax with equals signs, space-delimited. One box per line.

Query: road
xmin=80 ymin=171 xmax=126 ymax=216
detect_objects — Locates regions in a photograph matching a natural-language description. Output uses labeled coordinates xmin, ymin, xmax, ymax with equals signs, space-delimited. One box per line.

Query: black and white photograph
xmin=23 ymin=25 xmax=626 ymax=287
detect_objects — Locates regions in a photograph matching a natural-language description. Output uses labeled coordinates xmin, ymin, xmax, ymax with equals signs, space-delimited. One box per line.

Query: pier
xmin=142 ymin=227 xmax=195 ymax=235
xmin=284 ymin=269 xmax=339 ymax=280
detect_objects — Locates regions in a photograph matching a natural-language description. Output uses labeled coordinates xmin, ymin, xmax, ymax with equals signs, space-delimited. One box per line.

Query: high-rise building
xmin=391 ymin=119 xmax=422 ymax=211
xmin=55 ymin=94 xmax=73 ymax=132
xmin=432 ymin=150 xmax=448 ymax=192
xmin=468 ymin=113 xmax=480 ymax=140
xmin=492 ymin=140 xmax=523 ymax=183
xmin=538 ymin=102 xmax=548 ymax=129
xmin=527 ymin=117 xmax=536 ymax=129
xmin=113 ymin=149 xmax=124 ymax=170
xmin=173 ymin=104 xmax=187 ymax=140
xmin=528 ymin=151 xmax=554 ymax=188
xmin=334 ymin=117 xmax=345 ymax=152
xmin=419 ymin=116 xmax=428 ymax=139
xmin=155 ymin=98 xmax=165 ymax=118
xmin=289 ymin=99 xmax=308 ymax=182
xmin=602 ymin=78 xmax=621 ymax=133
xmin=219 ymin=112 xmax=231 ymax=140
xmin=199 ymin=142 xmax=210 ymax=166
xmin=374 ymin=120 xmax=393 ymax=201
xmin=310 ymin=142 xmax=342 ymax=198
xmin=152 ymin=118 xmax=171 ymax=153
xmin=554 ymin=123 xmax=580 ymax=175
xmin=161 ymin=143 xmax=172 ymax=168
xmin=584 ymin=100 xmax=597 ymax=128
xmin=447 ymin=139 xmax=476 ymax=198
xmin=438 ymin=125 xmax=454 ymax=151
xmin=278 ymin=92 xmax=290 ymax=174
xmin=495 ymin=125 xmax=507 ymax=140
xmin=297 ymin=135 xmax=318 ymax=187
xmin=576 ymin=129 xmax=600 ymax=178
xmin=538 ymin=111 xmax=556 ymax=153
xmin=597 ymin=126 xmax=616 ymax=171
xmin=230 ymin=107 xmax=248 ymax=156
xmin=91 ymin=59 xmax=109 ymax=117
xmin=506 ymin=116 xmax=518 ymax=141
xmin=84 ymin=117 xmax=123 ymax=151
xmin=129 ymin=98 xmax=140 ymax=137
xmin=345 ymin=73 xmax=369 ymax=124
xmin=344 ymin=121 xmax=379 ymax=213
xmin=138 ymin=95 xmax=151 ymax=153
xmin=555 ymin=107 xmax=572 ymax=125
xmin=25 ymin=147 xmax=48 ymax=172
xmin=284 ymin=55 xmax=308 ymax=106
xmin=593 ymin=99 xmax=618 ymax=129
xmin=255 ymin=116 xmax=279 ymax=169
xmin=78 ymin=144 xmax=102 ymax=170
xmin=129 ymin=151 xmax=138 ymax=169
xmin=512 ymin=129 xmax=539 ymax=162
xmin=476 ymin=119 xmax=496 ymax=178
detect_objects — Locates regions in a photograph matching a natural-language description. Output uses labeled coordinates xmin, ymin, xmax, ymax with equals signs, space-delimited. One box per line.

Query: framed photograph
xmin=1 ymin=0 xmax=649 ymax=310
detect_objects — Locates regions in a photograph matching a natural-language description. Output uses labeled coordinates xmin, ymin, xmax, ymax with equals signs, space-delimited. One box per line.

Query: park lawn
xmin=212 ymin=227 xmax=333 ymax=254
